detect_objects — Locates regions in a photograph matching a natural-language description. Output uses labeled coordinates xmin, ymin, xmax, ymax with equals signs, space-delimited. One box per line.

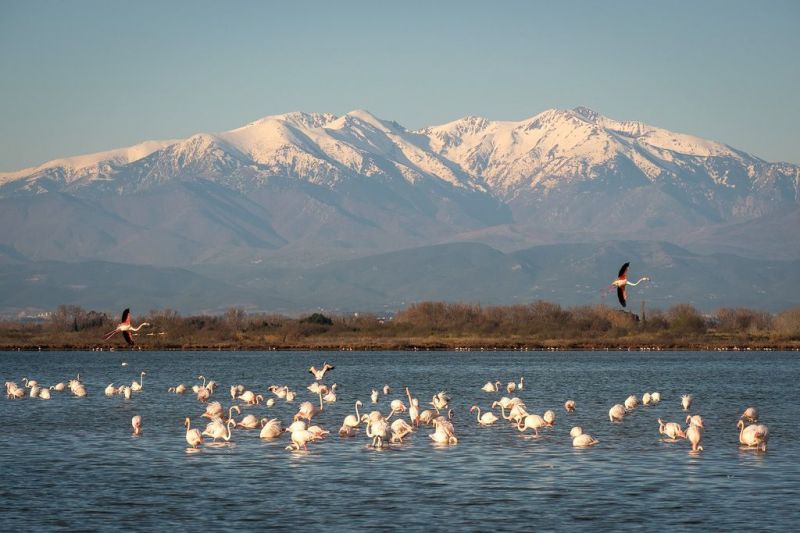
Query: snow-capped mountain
xmin=418 ymin=106 xmax=799 ymax=224
xmin=0 ymin=107 xmax=798 ymax=268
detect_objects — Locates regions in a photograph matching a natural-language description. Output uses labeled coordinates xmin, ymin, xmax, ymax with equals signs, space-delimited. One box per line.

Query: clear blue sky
xmin=1 ymin=0 xmax=798 ymax=171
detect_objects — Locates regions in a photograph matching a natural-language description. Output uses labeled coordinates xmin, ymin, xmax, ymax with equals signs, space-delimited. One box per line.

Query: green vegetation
xmin=1 ymin=301 xmax=799 ymax=351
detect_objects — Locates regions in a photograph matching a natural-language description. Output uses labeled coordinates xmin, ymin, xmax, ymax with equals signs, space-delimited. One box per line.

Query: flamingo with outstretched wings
xmin=103 ymin=308 xmax=150 ymax=345
xmin=610 ymin=262 xmax=649 ymax=308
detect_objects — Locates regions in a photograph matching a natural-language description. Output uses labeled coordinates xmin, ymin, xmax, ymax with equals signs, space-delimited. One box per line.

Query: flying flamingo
xmin=610 ymin=262 xmax=649 ymax=308
xmin=103 ymin=309 xmax=150 ymax=345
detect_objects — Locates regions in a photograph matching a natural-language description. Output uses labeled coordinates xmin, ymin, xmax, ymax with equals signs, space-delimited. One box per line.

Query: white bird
xmin=339 ymin=400 xmax=363 ymax=436
xmin=383 ymin=384 xmax=391 ymax=395
xmin=686 ymin=422 xmax=704 ymax=452
xmin=564 ymin=400 xmax=576 ymax=412
xmin=609 ymin=404 xmax=626 ymax=422
xmin=737 ymin=420 xmax=768 ymax=451
xmin=681 ymin=394 xmax=692 ymax=411
xmin=624 ymin=395 xmax=639 ymax=410
xmin=470 ymin=405 xmax=498 ymax=426
xmin=131 ymin=415 xmax=142 ymax=435
xmin=390 ymin=419 xmax=414 ymax=443
xmin=651 ymin=392 xmax=661 ymax=404
xmin=259 ymin=418 xmax=283 ymax=439
xmin=366 ymin=416 xmax=391 ymax=448
xmin=642 ymin=392 xmax=652 ymax=406
xmin=184 ymin=417 xmax=203 ymax=448
xmin=543 ymin=410 xmax=556 ymax=426
xmin=685 ymin=414 xmax=704 ymax=428
xmin=517 ymin=414 xmax=546 ymax=435
xmin=308 ymin=362 xmax=334 ymax=381
xmin=482 ymin=380 xmax=501 ymax=392
xmin=370 ymin=389 xmax=379 ymax=403
xmin=741 ymin=407 xmax=759 ymax=423
xmin=570 ymin=426 xmax=584 ymax=438
xmin=131 ymin=371 xmax=146 ymax=392
xmin=573 ymin=433 xmax=599 ymax=447
xmin=658 ymin=418 xmax=686 ymax=440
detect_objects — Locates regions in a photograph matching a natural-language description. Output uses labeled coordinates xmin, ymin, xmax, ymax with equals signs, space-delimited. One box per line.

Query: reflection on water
xmin=1 ymin=350 xmax=799 ymax=529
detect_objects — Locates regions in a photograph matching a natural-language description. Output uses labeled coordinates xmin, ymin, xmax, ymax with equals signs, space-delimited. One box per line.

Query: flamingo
xmin=203 ymin=418 xmax=236 ymax=443
xmin=573 ymin=433 xmax=599 ymax=447
xmin=431 ymin=391 xmax=450 ymax=411
xmin=294 ymin=390 xmax=324 ymax=422
xmin=482 ymin=380 xmax=501 ymax=392
xmin=237 ymin=414 xmax=260 ymax=429
xmin=339 ymin=400 xmax=363 ymax=436
xmin=406 ymin=387 xmax=420 ymax=426
xmin=184 ymin=417 xmax=203 ymax=448
xmin=570 ymin=426 xmax=584 ymax=438
xmin=517 ymin=414 xmax=546 ymax=435
xmin=564 ymin=400 xmax=576 ymax=412
xmin=323 ymin=384 xmax=338 ymax=403
xmin=609 ymin=404 xmax=626 ymax=422
xmin=430 ymin=417 xmax=458 ymax=445
xmin=309 ymin=362 xmax=334 ymax=381
xmin=238 ymin=390 xmax=263 ymax=405
xmin=470 ymin=405 xmax=498 ymax=426
xmin=366 ymin=416 xmax=391 ymax=448
xmin=168 ymin=384 xmax=187 ymax=394
xmin=390 ymin=419 xmax=414 ymax=443
xmin=624 ymin=395 xmax=639 ymax=410
xmin=686 ymin=421 xmax=704 ymax=452
xmin=741 ymin=407 xmax=759 ymax=423
xmin=658 ymin=418 xmax=686 ymax=440
xmin=259 ymin=418 xmax=284 ymax=439
xmin=681 ymin=395 xmax=692 ymax=411
xmin=518 ymin=377 xmax=525 ymax=391
xmin=105 ymin=383 xmax=118 ymax=396
xmin=389 ymin=399 xmax=407 ymax=416
xmin=543 ymin=410 xmax=556 ymax=426
xmin=737 ymin=420 xmax=769 ymax=451
xmin=685 ymin=414 xmax=704 ymax=428
xmin=651 ymin=392 xmax=661 ymax=404
xmin=383 ymin=384 xmax=391 ymax=395
xmin=610 ymin=262 xmax=649 ymax=308
xmin=506 ymin=381 xmax=516 ymax=394
xmin=131 ymin=372 xmax=146 ymax=392
xmin=39 ymin=388 xmax=51 ymax=400
xmin=287 ymin=427 xmax=314 ymax=451
xmin=642 ymin=392 xmax=652 ymax=406
xmin=103 ymin=308 xmax=150 ymax=345
xmin=370 ymin=389 xmax=379 ymax=403
xmin=131 ymin=415 xmax=142 ymax=436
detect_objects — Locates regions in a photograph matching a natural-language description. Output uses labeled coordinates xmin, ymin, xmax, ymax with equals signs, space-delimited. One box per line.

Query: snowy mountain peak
xmin=572 ymin=106 xmax=600 ymax=122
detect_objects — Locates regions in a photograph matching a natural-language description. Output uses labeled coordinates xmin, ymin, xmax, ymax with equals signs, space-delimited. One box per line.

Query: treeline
xmin=1 ymin=301 xmax=799 ymax=350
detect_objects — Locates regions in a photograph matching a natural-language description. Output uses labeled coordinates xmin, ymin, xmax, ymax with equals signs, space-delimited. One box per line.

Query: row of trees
xmin=3 ymin=301 xmax=798 ymax=348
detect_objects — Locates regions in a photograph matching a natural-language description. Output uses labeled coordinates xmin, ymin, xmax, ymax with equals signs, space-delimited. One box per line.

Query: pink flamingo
xmin=610 ymin=262 xmax=649 ymax=308
xmin=103 ymin=308 xmax=150 ymax=345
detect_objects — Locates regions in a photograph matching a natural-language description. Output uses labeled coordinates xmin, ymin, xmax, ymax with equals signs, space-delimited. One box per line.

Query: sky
xmin=1 ymin=0 xmax=798 ymax=171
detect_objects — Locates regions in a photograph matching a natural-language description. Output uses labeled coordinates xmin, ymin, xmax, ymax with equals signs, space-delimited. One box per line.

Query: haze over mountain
xmin=1 ymin=107 xmax=798 ymax=314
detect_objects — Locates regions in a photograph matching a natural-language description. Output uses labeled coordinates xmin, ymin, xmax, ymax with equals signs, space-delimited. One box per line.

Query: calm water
xmin=1 ymin=350 xmax=798 ymax=531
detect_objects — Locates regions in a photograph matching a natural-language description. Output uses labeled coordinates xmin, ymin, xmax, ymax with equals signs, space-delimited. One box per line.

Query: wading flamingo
xmin=103 ymin=308 xmax=150 ymax=345
xmin=658 ymin=418 xmax=686 ymax=440
xmin=564 ymin=400 xmax=576 ymax=412
xmin=681 ymin=395 xmax=692 ymax=411
xmin=131 ymin=372 xmax=146 ymax=392
xmin=610 ymin=262 xmax=649 ymax=308
xmin=573 ymin=433 xmax=599 ymax=447
xmin=470 ymin=405 xmax=499 ymax=426
xmin=686 ymin=421 xmax=704 ymax=452
xmin=737 ymin=420 xmax=769 ymax=451
xmin=184 ymin=418 xmax=203 ymax=448
xmin=259 ymin=418 xmax=283 ymax=439
xmin=609 ymin=404 xmax=626 ymax=422
xmin=131 ymin=415 xmax=142 ymax=436
xmin=309 ymin=362 xmax=334 ymax=381
xmin=741 ymin=407 xmax=759 ymax=423
xmin=482 ymin=380 xmax=501 ymax=392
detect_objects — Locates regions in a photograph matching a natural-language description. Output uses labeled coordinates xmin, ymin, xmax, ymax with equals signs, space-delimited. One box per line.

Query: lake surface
xmin=1 ymin=350 xmax=798 ymax=531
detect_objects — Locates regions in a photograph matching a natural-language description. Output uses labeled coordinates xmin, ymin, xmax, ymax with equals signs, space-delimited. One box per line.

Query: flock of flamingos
xmin=4 ymin=361 xmax=770 ymax=454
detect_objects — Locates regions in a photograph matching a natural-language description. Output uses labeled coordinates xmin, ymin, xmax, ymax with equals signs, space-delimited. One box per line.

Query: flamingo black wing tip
xmin=617 ymin=287 xmax=627 ymax=307
xmin=618 ymin=262 xmax=630 ymax=278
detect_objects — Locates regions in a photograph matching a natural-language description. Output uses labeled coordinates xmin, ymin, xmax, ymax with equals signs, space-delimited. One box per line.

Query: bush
xmin=667 ymin=304 xmax=706 ymax=335
xmin=302 ymin=313 xmax=333 ymax=326
xmin=774 ymin=308 xmax=800 ymax=339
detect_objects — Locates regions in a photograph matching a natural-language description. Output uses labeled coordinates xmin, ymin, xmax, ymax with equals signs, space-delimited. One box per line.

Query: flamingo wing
xmin=617 ymin=262 xmax=630 ymax=280
xmin=120 ymin=308 xmax=131 ymax=325
xmin=122 ymin=331 xmax=135 ymax=346
xmin=617 ymin=286 xmax=627 ymax=307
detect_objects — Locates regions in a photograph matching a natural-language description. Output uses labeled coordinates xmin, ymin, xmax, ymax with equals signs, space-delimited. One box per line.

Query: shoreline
xmin=2 ymin=342 xmax=798 ymax=352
